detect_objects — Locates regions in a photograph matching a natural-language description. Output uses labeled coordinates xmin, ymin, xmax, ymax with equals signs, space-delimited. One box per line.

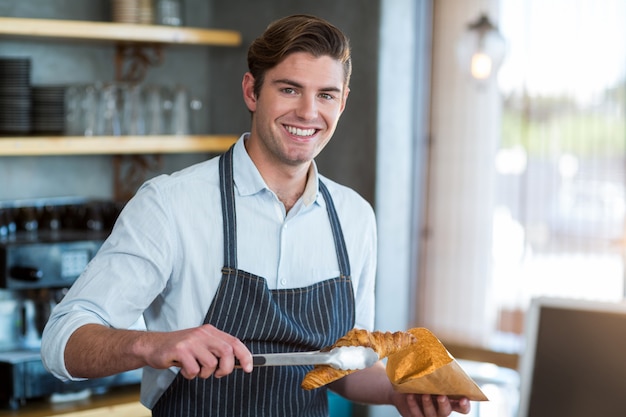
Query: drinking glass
xmin=96 ymin=82 xmax=122 ymax=136
xmin=171 ymin=84 xmax=190 ymax=135
xmin=121 ymin=83 xmax=146 ymax=135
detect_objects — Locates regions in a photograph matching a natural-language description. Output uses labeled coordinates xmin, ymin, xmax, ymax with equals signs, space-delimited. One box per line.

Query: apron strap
xmin=219 ymin=145 xmax=237 ymax=269
xmin=318 ymin=180 xmax=351 ymax=278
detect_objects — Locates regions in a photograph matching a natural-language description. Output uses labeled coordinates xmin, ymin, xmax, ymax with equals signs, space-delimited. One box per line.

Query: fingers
xmin=230 ymin=338 xmax=254 ymax=373
xmin=450 ymin=397 xmax=471 ymax=414
xmin=404 ymin=394 xmax=421 ymax=416
xmin=173 ymin=341 xmax=219 ymax=379
xmin=419 ymin=395 xmax=438 ymax=417
xmin=203 ymin=325 xmax=253 ymax=377
xmin=176 ymin=355 xmax=218 ymax=379
xmin=433 ymin=395 xmax=452 ymax=416
xmin=161 ymin=324 xmax=252 ymax=380
xmin=408 ymin=395 xmax=471 ymax=417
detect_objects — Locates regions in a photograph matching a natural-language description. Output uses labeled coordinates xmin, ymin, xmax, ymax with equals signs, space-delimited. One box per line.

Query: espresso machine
xmin=0 ymin=197 xmax=142 ymax=409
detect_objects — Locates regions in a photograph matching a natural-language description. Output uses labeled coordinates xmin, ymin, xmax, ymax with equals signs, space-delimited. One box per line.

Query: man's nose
xmin=295 ymin=95 xmax=318 ymax=120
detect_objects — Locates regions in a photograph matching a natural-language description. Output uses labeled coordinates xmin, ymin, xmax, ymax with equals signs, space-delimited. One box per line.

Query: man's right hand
xmin=143 ymin=323 xmax=253 ymax=379
xmin=64 ymin=323 xmax=253 ymax=380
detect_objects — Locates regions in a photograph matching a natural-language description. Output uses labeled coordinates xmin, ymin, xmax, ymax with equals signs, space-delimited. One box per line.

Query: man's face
xmin=242 ymin=52 xmax=349 ymax=167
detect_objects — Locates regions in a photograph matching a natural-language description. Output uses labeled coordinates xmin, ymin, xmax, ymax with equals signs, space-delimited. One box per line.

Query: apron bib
xmin=153 ymin=146 xmax=355 ymax=416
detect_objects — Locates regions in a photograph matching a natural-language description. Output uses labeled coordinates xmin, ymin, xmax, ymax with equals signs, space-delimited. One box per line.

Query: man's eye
xmin=282 ymin=88 xmax=296 ymax=94
xmin=319 ymin=93 xmax=334 ymax=100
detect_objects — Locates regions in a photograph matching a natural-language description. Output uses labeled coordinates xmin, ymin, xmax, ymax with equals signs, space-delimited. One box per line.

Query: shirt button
xmin=280 ymin=279 xmax=287 ymax=286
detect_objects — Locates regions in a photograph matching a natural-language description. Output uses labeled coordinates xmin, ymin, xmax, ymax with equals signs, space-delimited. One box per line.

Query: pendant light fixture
xmin=456 ymin=13 xmax=506 ymax=83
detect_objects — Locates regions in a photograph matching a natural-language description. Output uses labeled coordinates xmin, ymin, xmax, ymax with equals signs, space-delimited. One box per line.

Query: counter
xmin=0 ymin=385 xmax=148 ymax=417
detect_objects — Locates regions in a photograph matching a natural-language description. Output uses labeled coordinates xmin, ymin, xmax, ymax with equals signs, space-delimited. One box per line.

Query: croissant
xmin=301 ymin=328 xmax=417 ymax=390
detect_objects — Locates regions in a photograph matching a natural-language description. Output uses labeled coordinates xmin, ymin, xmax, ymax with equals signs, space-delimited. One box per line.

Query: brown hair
xmin=247 ymin=14 xmax=352 ymax=97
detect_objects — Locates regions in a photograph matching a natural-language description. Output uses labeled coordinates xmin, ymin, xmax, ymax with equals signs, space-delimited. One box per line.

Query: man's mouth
xmin=285 ymin=125 xmax=317 ymax=137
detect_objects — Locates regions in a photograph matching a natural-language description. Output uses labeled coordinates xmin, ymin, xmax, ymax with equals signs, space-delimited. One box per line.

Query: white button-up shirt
xmin=41 ymin=134 xmax=377 ymax=408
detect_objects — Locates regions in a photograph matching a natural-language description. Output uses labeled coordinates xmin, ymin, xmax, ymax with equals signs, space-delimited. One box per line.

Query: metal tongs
xmin=236 ymin=346 xmax=379 ymax=371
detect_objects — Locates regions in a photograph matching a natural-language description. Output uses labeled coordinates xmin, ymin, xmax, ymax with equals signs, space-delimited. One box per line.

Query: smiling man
xmin=41 ymin=15 xmax=470 ymax=417
xmin=242 ymin=51 xmax=348 ymax=211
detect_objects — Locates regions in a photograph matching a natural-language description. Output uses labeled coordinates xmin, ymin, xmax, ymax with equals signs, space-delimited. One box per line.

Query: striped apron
xmin=152 ymin=146 xmax=356 ymax=416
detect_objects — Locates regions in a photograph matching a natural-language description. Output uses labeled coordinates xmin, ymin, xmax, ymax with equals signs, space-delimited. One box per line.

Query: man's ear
xmin=242 ymin=72 xmax=257 ymax=112
xmin=339 ymin=87 xmax=350 ymax=115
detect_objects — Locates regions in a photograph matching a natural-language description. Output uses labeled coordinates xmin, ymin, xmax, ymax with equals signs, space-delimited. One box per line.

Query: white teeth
xmin=285 ymin=125 xmax=315 ymax=136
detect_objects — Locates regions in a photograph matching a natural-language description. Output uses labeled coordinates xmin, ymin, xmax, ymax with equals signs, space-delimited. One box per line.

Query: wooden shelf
xmin=0 ymin=135 xmax=237 ymax=156
xmin=0 ymin=17 xmax=242 ymax=46
xmin=0 ymin=18 xmax=240 ymax=165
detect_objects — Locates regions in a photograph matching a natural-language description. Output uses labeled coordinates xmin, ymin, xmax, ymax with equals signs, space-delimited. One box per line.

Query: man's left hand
xmin=393 ymin=393 xmax=471 ymax=417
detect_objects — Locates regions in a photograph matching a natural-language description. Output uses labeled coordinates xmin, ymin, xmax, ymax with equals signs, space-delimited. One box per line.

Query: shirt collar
xmin=232 ymin=133 xmax=323 ymax=208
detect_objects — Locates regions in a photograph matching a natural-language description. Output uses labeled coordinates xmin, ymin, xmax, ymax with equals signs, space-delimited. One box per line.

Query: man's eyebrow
xmin=273 ymin=78 xmax=342 ymax=93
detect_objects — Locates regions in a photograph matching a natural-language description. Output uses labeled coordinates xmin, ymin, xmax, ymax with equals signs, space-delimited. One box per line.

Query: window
xmin=420 ymin=0 xmax=626 ymax=353
xmin=493 ymin=0 xmax=626 ymax=345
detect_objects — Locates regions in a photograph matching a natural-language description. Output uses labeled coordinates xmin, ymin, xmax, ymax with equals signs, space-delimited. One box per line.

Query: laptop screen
xmin=517 ymin=297 xmax=626 ymax=417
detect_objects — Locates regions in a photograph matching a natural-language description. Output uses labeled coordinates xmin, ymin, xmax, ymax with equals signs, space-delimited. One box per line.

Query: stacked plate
xmin=0 ymin=58 xmax=32 ymax=135
xmin=111 ymin=0 xmax=154 ymax=24
xmin=32 ymin=85 xmax=66 ymax=135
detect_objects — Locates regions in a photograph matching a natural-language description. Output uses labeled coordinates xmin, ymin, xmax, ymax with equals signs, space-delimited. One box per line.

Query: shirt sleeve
xmin=40 ymin=179 xmax=176 ymax=381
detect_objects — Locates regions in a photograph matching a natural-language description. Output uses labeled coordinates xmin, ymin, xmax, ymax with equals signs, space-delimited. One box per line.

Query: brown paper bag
xmin=385 ymin=328 xmax=488 ymax=401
